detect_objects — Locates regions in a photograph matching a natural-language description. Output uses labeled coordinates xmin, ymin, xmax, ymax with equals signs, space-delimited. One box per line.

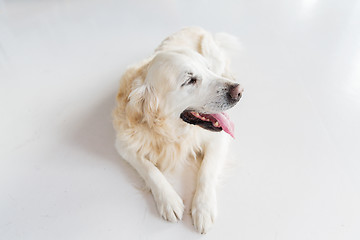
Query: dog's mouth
xmin=180 ymin=110 xmax=235 ymax=138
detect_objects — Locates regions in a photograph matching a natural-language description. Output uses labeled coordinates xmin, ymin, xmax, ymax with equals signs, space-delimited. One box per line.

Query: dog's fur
xmin=113 ymin=27 xmax=242 ymax=234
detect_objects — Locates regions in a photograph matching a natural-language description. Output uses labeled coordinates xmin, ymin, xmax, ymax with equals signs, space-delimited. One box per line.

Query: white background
xmin=1 ymin=0 xmax=360 ymax=239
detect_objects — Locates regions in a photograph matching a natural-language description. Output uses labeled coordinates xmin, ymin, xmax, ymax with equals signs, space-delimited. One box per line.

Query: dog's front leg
xmin=191 ymin=135 xmax=229 ymax=234
xmin=115 ymin=138 xmax=184 ymax=222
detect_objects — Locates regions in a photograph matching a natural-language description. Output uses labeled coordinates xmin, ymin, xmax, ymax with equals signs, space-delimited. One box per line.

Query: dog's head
xmin=128 ymin=49 xmax=243 ymax=138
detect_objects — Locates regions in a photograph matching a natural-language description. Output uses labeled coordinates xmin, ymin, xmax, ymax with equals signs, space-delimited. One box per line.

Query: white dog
xmin=113 ymin=27 xmax=243 ymax=234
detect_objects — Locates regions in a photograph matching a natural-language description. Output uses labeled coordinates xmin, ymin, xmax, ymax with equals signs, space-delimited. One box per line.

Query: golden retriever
xmin=113 ymin=27 xmax=243 ymax=234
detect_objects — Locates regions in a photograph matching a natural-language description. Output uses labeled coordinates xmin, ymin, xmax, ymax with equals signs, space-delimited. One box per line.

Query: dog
xmin=113 ymin=27 xmax=243 ymax=234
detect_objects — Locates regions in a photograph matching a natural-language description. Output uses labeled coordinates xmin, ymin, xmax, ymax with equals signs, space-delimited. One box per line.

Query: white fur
xmin=113 ymin=27 xmax=241 ymax=234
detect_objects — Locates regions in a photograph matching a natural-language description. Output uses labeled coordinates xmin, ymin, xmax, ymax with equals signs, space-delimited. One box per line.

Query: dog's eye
xmin=181 ymin=75 xmax=199 ymax=87
xmin=188 ymin=76 xmax=197 ymax=85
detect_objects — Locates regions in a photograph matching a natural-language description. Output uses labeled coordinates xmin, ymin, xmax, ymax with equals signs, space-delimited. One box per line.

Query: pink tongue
xmin=211 ymin=112 xmax=235 ymax=138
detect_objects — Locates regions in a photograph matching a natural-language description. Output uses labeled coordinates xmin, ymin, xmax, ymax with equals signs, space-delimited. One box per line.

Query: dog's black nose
xmin=228 ymin=83 xmax=243 ymax=102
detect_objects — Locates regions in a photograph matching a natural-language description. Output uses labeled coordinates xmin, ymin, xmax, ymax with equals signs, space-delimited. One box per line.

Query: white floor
xmin=1 ymin=0 xmax=360 ymax=239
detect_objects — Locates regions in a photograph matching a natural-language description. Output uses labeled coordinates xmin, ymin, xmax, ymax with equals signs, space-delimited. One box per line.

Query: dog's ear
xmin=126 ymin=78 xmax=159 ymax=126
xmin=200 ymin=33 xmax=226 ymax=75
xmin=200 ymin=32 xmax=241 ymax=78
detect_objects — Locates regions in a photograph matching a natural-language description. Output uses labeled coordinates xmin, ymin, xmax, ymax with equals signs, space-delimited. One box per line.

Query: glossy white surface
xmin=1 ymin=0 xmax=360 ymax=239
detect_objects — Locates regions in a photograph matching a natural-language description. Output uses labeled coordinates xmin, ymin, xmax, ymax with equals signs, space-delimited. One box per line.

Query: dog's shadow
xmin=70 ymin=85 xmax=156 ymax=210
xmin=71 ymin=84 xmax=196 ymax=232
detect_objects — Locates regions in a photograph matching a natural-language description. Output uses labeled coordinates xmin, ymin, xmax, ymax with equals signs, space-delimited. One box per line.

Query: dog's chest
xmin=148 ymin=133 xmax=203 ymax=171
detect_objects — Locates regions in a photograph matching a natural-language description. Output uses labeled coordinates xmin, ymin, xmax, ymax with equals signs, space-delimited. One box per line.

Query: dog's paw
xmin=191 ymin=191 xmax=217 ymax=234
xmin=153 ymin=187 xmax=184 ymax=222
